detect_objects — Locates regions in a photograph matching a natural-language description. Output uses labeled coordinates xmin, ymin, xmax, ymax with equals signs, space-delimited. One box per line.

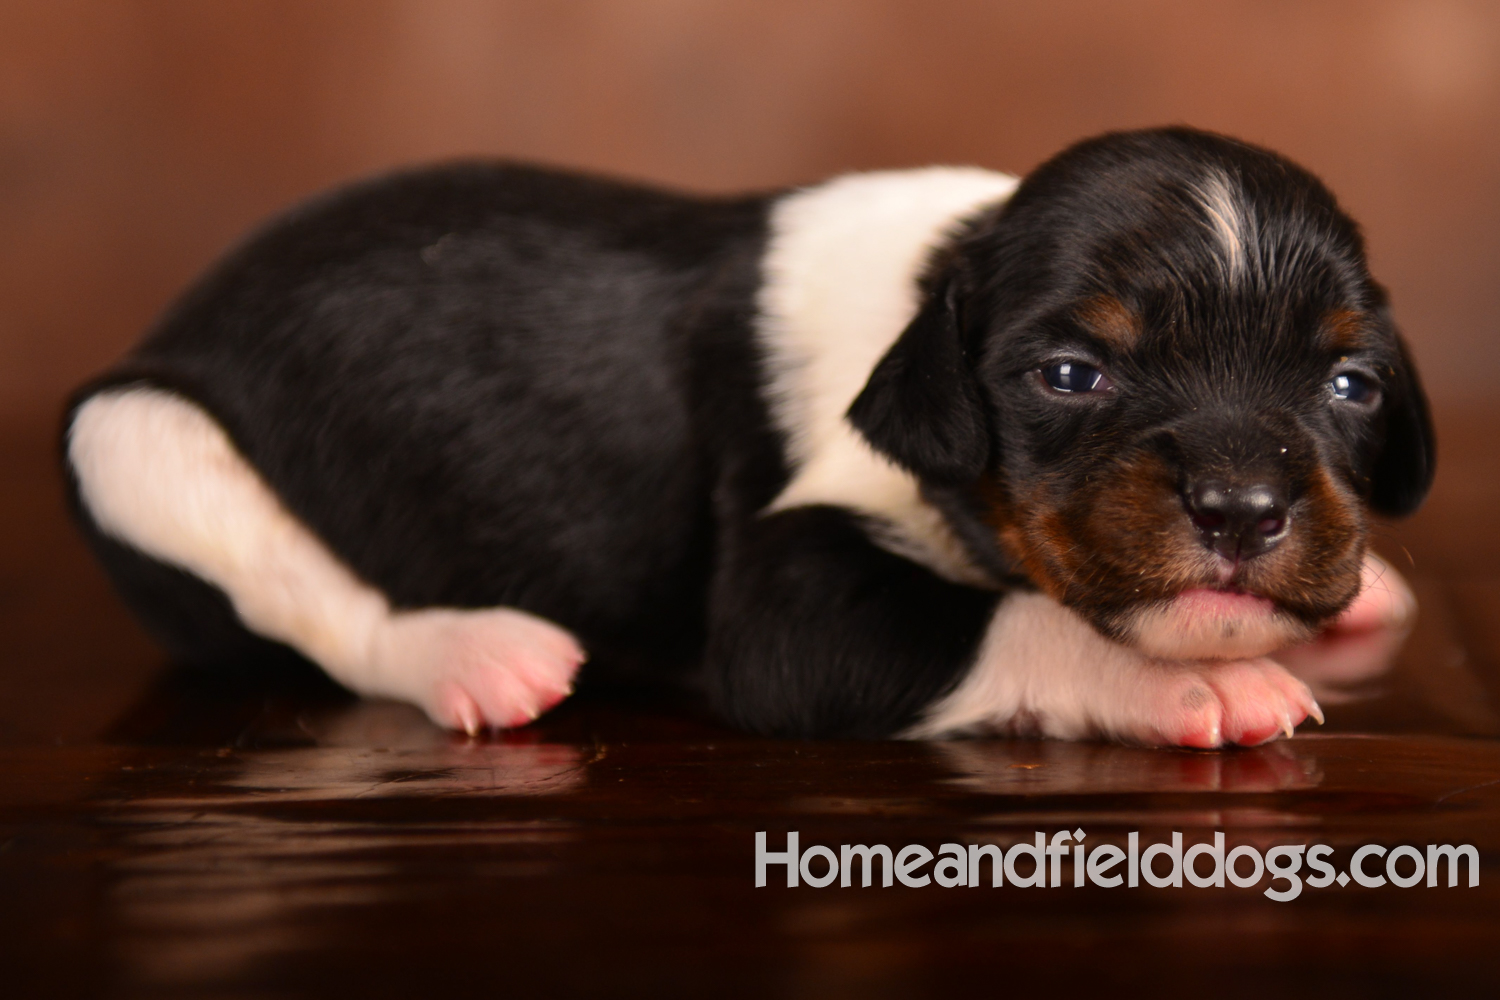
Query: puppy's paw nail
xmin=1308 ymin=698 xmax=1325 ymax=725
xmin=500 ymin=709 xmax=537 ymax=729
xmin=1178 ymin=719 xmax=1222 ymax=749
xmin=535 ymin=683 xmax=572 ymax=716
xmin=1280 ymin=712 xmax=1295 ymax=740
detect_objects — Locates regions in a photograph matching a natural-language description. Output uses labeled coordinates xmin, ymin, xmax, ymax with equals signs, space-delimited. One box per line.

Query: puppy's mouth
xmin=1123 ymin=584 xmax=1318 ymax=660
xmin=1175 ymin=586 xmax=1274 ymax=616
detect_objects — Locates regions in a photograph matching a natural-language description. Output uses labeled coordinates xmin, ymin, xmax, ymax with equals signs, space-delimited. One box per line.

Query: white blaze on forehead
xmin=756 ymin=167 xmax=1018 ymax=585
xmin=1191 ymin=171 xmax=1253 ymax=280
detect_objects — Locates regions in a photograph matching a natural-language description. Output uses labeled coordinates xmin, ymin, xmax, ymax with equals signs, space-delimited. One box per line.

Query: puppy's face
xmin=851 ymin=128 xmax=1434 ymax=660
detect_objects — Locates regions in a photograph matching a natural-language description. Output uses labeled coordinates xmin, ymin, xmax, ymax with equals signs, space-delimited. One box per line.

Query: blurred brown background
xmin=3 ymin=0 xmax=1499 ymax=431
xmin=2 ymin=1 xmax=1499 ymax=740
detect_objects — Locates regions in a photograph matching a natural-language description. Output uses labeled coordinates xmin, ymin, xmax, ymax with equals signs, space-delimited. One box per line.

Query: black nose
xmin=1186 ymin=478 xmax=1289 ymax=561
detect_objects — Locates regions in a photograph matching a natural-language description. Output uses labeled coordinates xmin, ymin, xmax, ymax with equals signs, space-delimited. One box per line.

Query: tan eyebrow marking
xmin=1321 ymin=308 xmax=1371 ymax=351
xmin=1075 ymin=295 xmax=1142 ymax=350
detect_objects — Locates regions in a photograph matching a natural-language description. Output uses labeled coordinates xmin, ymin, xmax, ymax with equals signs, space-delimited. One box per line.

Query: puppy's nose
xmin=1186 ymin=479 xmax=1289 ymax=561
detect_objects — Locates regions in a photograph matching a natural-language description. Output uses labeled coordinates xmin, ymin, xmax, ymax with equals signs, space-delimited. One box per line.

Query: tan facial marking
xmin=982 ymin=445 xmax=1369 ymax=653
xmin=1075 ymin=295 xmax=1142 ymax=351
xmin=1320 ymin=308 xmax=1371 ymax=352
xmin=983 ymin=453 xmax=1200 ymax=612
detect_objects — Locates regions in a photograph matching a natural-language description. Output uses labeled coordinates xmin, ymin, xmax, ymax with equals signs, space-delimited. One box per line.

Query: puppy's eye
xmin=1329 ymin=371 xmax=1374 ymax=403
xmin=1040 ymin=361 xmax=1112 ymax=393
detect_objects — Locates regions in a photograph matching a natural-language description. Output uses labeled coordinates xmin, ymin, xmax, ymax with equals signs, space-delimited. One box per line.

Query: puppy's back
xmin=71 ymin=163 xmax=772 ymax=663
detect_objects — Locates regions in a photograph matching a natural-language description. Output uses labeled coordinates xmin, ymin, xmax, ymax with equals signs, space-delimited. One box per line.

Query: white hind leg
xmin=67 ymin=387 xmax=584 ymax=732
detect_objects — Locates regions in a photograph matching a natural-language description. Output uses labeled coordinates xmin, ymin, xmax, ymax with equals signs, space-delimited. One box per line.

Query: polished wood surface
xmin=2 ymin=404 xmax=1499 ymax=997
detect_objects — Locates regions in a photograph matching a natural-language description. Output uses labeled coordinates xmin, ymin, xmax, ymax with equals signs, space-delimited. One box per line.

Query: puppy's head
xmin=850 ymin=127 xmax=1434 ymax=660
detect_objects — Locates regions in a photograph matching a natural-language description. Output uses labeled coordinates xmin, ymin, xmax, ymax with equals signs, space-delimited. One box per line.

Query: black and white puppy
xmin=65 ymin=127 xmax=1433 ymax=745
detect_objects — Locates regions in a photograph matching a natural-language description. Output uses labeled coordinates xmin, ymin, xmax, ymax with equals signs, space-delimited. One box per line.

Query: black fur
xmin=705 ymin=506 xmax=997 ymax=738
xmin=73 ymin=164 xmax=778 ymax=673
xmin=1368 ymin=325 xmax=1435 ymax=517
xmin=66 ymin=128 xmax=1434 ymax=739
xmin=847 ymin=268 xmax=992 ymax=484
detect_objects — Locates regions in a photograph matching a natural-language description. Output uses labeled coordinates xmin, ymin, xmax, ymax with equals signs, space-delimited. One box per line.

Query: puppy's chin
xmin=1121 ymin=589 xmax=1317 ymax=660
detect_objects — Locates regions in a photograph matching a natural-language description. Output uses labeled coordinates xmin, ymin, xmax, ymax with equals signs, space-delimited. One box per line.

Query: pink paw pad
xmin=376 ymin=607 xmax=586 ymax=734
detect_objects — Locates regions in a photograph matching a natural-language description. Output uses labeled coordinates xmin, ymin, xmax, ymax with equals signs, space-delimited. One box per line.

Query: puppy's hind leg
xmin=67 ymin=387 xmax=584 ymax=732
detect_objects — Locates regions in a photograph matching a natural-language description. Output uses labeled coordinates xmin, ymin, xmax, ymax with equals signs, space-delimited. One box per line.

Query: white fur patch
xmin=68 ymin=388 xmax=389 ymax=678
xmin=906 ymin=591 xmax=1150 ymax=740
xmin=1191 ymin=171 xmax=1253 ymax=280
xmin=757 ymin=167 xmax=1018 ymax=585
xmin=68 ymin=388 xmax=581 ymax=731
xmin=906 ymin=591 xmax=1320 ymax=747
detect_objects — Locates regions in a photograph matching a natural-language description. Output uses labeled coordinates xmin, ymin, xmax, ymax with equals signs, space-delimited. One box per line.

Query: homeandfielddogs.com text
xmin=754 ymin=831 xmax=1479 ymax=901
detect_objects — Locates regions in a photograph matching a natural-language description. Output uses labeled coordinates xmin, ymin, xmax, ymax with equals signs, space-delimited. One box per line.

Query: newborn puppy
xmin=64 ymin=126 xmax=1433 ymax=745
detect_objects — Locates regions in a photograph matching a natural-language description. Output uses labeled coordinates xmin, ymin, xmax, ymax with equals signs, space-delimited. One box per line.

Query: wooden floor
xmin=3 ymin=406 xmax=1500 ymax=998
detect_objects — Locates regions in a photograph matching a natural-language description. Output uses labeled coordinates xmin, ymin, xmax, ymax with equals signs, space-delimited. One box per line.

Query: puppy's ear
xmin=1369 ymin=332 xmax=1435 ymax=517
xmin=847 ymin=270 xmax=991 ymax=483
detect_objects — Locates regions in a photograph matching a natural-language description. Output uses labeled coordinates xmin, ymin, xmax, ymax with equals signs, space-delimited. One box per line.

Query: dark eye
xmin=1041 ymin=361 xmax=1111 ymax=393
xmin=1329 ymin=371 xmax=1374 ymax=403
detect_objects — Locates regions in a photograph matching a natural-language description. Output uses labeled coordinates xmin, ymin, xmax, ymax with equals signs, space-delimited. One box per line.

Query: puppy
xmin=64 ymin=126 xmax=1433 ymax=745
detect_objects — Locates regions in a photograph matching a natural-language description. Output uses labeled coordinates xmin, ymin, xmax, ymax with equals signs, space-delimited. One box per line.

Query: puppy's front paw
xmin=1273 ymin=552 xmax=1415 ymax=696
xmin=1126 ymin=658 xmax=1322 ymax=749
xmin=371 ymin=607 xmax=585 ymax=734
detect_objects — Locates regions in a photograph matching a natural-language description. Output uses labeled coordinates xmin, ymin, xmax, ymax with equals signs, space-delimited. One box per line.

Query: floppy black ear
xmin=1370 ymin=333 xmax=1435 ymax=517
xmin=846 ymin=271 xmax=991 ymax=483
